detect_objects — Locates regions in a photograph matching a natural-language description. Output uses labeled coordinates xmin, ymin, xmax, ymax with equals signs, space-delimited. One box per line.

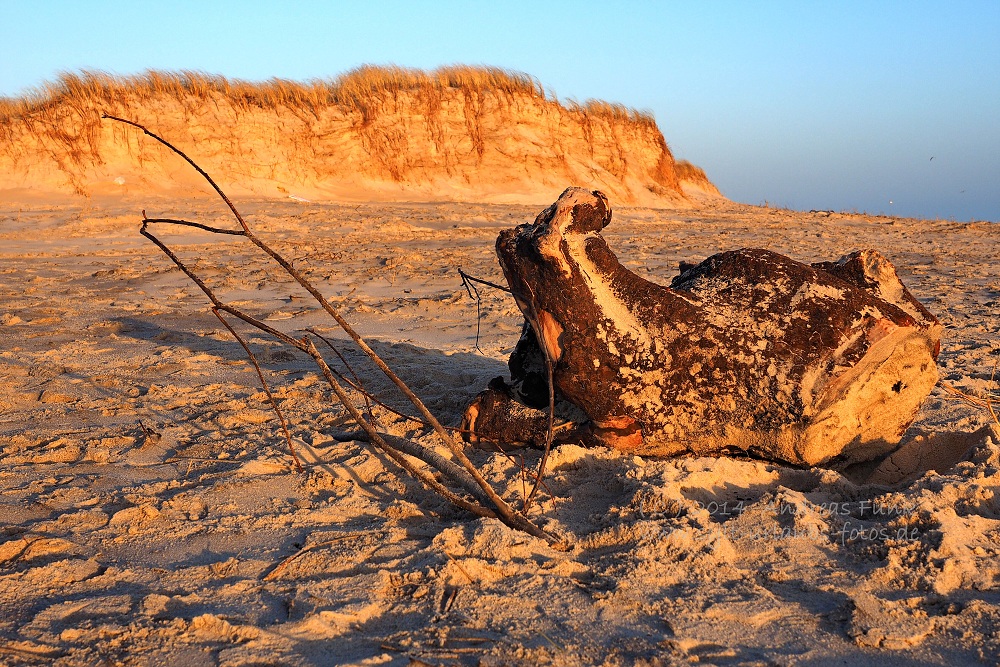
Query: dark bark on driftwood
xmin=463 ymin=187 xmax=942 ymax=466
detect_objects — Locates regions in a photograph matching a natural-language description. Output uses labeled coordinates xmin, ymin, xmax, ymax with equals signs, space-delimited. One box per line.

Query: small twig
xmin=261 ymin=532 xmax=373 ymax=581
xmin=141 ymin=217 xmax=244 ymax=235
xmin=103 ymin=114 xmax=250 ymax=229
xmin=939 ymin=374 xmax=999 ymax=429
xmin=444 ymin=552 xmax=477 ymax=586
xmin=522 ymin=282 xmax=557 ymax=513
xmin=442 ymin=586 xmax=459 ymax=613
xmin=458 ymin=267 xmax=514 ymax=353
xmin=989 ymin=359 xmax=1000 ymax=427
xmin=519 ymin=453 xmax=528 ymax=504
xmin=213 ymin=308 xmax=303 ymax=472
xmin=939 ymin=381 xmax=996 ymax=409
xmin=457 ymin=268 xmax=511 ymax=294
xmin=459 ymin=269 xmax=484 ymax=352
xmin=523 ymin=355 xmax=556 ymax=511
xmin=307 ymin=328 xmax=384 ymax=428
xmin=539 ymin=630 xmax=565 ymax=651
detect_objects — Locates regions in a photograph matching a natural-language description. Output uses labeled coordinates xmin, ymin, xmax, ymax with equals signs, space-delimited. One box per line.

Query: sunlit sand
xmin=1 ymin=68 xmax=998 ymax=664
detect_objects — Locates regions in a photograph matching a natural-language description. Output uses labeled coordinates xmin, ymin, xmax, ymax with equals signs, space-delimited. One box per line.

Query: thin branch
xmin=524 ymin=352 xmax=556 ymax=512
xmin=456 ymin=268 xmax=558 ymax=510
xmin=458 ymin=268 xmax=511 ymax=293
xmin=518 ymin=281 xmax=558 ymax=513
xmin=939 ymin=381 xmax=995 ymax=409
xmin=459 ymin=269 xmax=484 ymax=352
xmin=213 ymin=308 xmax=303 ymax=472
xmin=261 ymin=532 xmax=376 ymax=581
xmin=103 ymin=114 xmax=252 ymax=232
xmin=142 ymin=217 xmax=245 ymax=235
xmin=990 ymin=359 xmax=999 ymax=428
xmin=105 ymin=114 xmax=558 ymax=543
xmin=307 ymin=328 xmax=383 ymax=426
xmin=302 ymin=338 xmax=500 ymax=519
xmin=458 ymin=267 xmax=519 ymax=353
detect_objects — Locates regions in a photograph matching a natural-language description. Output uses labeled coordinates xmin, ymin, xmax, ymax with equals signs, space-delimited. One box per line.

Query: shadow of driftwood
xmin=113 ymin=314 xmax=508 ymax=426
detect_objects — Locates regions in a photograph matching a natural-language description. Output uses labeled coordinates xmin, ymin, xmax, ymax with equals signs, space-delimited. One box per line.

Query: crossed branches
xmin=102 ymin=114 xmax=559 ymax=544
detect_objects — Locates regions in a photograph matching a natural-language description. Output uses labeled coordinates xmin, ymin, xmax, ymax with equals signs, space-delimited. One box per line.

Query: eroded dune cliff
xmin=0 ymin=66 xmax=720 ymax=205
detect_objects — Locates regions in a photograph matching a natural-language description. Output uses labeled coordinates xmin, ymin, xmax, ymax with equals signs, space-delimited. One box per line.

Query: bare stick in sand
xmin=940 ymin=359 xmax=1000 ymax=428
xmin=458 ymin=267 xmax=512 ymax=353
xmin=102 ymin=114 xmax=557 ymax=544
xmin=213 ymin=307 xmax=303 ymax=473
xmin=456 ymin=268 xmax=560 ymax=510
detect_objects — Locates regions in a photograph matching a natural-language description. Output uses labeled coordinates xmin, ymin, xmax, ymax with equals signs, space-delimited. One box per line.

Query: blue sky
xmin=2 ymin=1 xmax=998 ymax=221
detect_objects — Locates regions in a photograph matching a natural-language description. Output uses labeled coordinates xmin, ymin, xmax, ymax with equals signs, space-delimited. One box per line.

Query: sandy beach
xmin=1 ymin=191 xmax=998 ymax=665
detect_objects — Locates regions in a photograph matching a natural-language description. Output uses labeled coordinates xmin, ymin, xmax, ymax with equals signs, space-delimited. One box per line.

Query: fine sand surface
xmin=1 ymin=194 xmax=999 ymax=666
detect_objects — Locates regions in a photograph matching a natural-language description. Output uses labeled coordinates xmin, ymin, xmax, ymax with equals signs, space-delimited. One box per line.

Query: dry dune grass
xmin=1 ymin=66 xmax=659 ymax=131
xmin=674 ymin=159 xmax=711 ymax=183
xmin=1 ymin=66 xmax=545 ymax=119
xmin=1 ymin=66 xmax=546 ymax=130
xmin=0 ymin=66 xmax=713 ymax=204
xmin=567 ymin=98 xmax=658 ymax=130
xmin=674 ymin=158 xmax=722 ymax=196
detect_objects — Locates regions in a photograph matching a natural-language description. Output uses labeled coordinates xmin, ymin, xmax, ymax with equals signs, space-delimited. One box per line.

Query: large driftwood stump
xmin=463 ymin=187 xmax=942 ymax=466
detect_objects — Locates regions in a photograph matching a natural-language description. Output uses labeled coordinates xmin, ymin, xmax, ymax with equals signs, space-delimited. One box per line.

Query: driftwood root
xmin=463 ymin=187 xmax=941 ymax=466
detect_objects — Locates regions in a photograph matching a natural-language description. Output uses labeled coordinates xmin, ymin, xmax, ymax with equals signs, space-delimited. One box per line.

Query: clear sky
xmin=2 ymin=0 xmax=998 ymax=221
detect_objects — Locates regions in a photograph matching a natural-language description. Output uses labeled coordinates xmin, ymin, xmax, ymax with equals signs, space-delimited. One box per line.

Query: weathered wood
xmin=463 ymin=187 xmax=942 ymax=466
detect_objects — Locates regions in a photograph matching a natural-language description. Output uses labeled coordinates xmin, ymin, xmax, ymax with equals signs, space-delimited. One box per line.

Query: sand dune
xmin=0 ymin=67 xmax=720 ymax=207
xmin=1 ymin=188 xmax=999 ymax=664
